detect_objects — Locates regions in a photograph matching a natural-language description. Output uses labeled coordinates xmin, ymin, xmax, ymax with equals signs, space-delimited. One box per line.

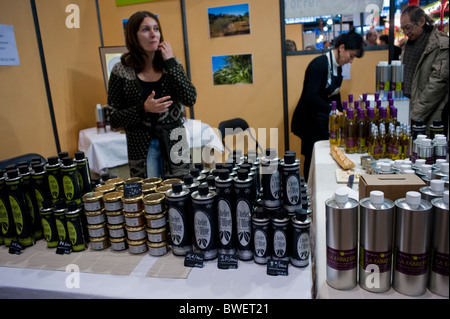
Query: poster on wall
xmin=99 ymin=46 xmax=128 ymax=92
xmin=208 ymin=3 xmax=250 ymax=38
xmin=0 ymin=25 xmax=20 ymax=66
xmin=212 ymin=54 xmax=253 ymax=86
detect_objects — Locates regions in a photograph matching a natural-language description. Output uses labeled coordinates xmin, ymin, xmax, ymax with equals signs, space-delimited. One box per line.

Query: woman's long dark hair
xmin=121 ymin=11 xmax=165 ymax=73
xmin=334 ymin=28 xmax=364 ymax=58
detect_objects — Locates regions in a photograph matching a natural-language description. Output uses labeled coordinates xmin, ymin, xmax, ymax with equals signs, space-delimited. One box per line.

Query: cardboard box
xmin=359 ymin=174 xmax=426 ymax=203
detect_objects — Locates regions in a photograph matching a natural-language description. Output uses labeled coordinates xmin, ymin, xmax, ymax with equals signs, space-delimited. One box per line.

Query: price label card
xmin=266 ymin=259 xmax=289 ymax=276
xmin=217 ymin=253 xmax=238 ymax=269
xmin=184 ymin=250 xmax=204 ymax=268
xmin=8 ymin=241 xmax=23 ymax=255
xmin=123 ymin=183 xmax=142 ymax=198
xmin=56 ymin=241 xmax=72 ymax=255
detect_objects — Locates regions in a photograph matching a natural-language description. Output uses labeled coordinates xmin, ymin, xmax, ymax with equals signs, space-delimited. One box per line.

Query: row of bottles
xmin=329 ymin=94 xmax=411 ymax=159
xmin=165 ymin=149 xmax=312 ymax=268
xmin=0 ymin=151 xmax=91 ymax=248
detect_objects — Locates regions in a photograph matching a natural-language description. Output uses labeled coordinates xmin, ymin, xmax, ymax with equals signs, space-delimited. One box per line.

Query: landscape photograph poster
xmin=208 ymin=3 xmax=250 ymax=38
xmin=212 ymin=54 xmax=253 ymax=86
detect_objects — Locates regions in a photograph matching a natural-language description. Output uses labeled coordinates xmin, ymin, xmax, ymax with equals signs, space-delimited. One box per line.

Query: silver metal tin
xmin=359 ymin=191 xmax=395 ymax=293
xmin=419 ymin=179 xmax=446 ymax=202
xmin=428 ymin=191 xmax=449 ymax=297
xmin=393 ymin=191 xmax=432 ymax=296
xmin=325 ymin=189 xmax=359 ymax=290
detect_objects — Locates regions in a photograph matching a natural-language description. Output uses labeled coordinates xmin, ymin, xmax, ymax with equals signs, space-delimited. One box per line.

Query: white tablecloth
xmin=0 ymin=255 xmax=313 ymax=299
xmin=309 ymin=140 xmax=446 ymax=299
xmin=78 ymin=118 xmax=224 ymax=174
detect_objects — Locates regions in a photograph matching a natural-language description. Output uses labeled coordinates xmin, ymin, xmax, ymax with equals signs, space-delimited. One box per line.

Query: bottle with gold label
xmin=339 ymin=101 xmax=348 ymax=147
xmin=356 ymin=108 xmax=368 ymax=154
xmin=391 ymin=126 xmax=403 ymax=160
xmin=345 ymin=108 xmax=357 ymax=154
xmin=329 ymin=101 xmax=339 ymax=146
xmin=379 ymin=124 xmax=387 ymax=159
xmin=369 ymin=126 xmax=381 ymax=160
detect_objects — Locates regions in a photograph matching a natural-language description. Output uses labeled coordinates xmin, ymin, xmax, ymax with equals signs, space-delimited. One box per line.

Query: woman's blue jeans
xmin=146 ymin=139 xmax=164 ymax=178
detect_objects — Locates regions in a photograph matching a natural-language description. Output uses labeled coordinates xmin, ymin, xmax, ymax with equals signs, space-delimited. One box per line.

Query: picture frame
xmin=99 ymin=46 xmax=128 ymax=92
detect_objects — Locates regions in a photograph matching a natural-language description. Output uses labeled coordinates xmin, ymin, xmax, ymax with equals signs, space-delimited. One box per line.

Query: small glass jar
xmin=103 ymin=191 xmax=123 ymax=212
xmin=85 ymin=209 xmax=106 ymax=225
xmin=105 ymin=210 xmax=125 ymax=225
xmin=125 ymin=224 xmax=147 ymax=241
xmin=82 ymin=191 xmax=104 ymax=212
xmin=89 ymin=235 xmax=110 ymax=250
xmin=146 ymin=226 xmax=168 ymax=243
xmin=110 ymin=237 xmax=128 ymax=251
xmin=143 ymin=193 xmax=166 ymax=215
xmin=124 ymin=211 xmax=145 ymax=227
xmin=107 ymin=223 xmax=126 ymax=238
xmin=147 ymin=240 xmax=169 ymax=256
xmin=127 ymin=238 xmax=148 ymax=254
xmin=122 ymin=195 xmax=143 ymax=213
xmin=145 ymin=212 xmax=167 ymax=229
xmin=87 ymin=222 xmax=108 ymax=237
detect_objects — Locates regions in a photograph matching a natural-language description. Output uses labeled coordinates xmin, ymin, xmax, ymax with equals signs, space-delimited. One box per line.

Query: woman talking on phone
xmin=108 ymin=11 xmax=197 ymax=179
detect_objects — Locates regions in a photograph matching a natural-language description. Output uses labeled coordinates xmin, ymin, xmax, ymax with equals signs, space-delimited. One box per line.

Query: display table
xmin=78 ymin=118 xmax=224 ymax=175
xmin=309 ymin=140 xmax=446 ymax=299
xmin=0 ymin=240 xmax=313 ymax=299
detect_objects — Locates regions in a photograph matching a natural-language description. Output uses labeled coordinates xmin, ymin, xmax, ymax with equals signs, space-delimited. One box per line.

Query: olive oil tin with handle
xmin=393 ymin=191 xmax=432 ymax=296
xmin=191 ymin=184 xmax=218 ymax=260
xmin=325 ymin=187 xmax=359 ymax=290
xmin=234 ymin=169 xmax=254 ymax=261
xmin=166 ymin=182 xmax=192 ymax=256
xmin=359 ymin=191 xmax=395 ymax=293
xmin=65 ymin=201 xmax=86 ymax=252
xmin=428 ymin=190 xmax=449 ymax=297
xmin=215 ymin=169 xmax=236 ymax=255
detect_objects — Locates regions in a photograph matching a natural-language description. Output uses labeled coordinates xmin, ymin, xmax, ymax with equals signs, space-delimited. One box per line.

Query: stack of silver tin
xmin=325 ymin=186 xmax=448 ymax=297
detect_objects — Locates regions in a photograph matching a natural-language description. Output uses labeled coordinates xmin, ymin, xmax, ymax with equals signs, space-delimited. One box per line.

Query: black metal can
xmin=39 ymin=200 xmax=59 ymax=248
xmin=271 ymin=210 xmax=290 ymax=261
xmin=74 ymin=151 xmax=92 ymax=196
xmin=0 ymin=170 xmax=17 ymax=246
xmin=281 ymin=152 xmax=301 ymax=214
xmin=191 ymin=183 xmax=218 ymax=260
xmin=61 ymin=157 xmax=82 ymax=205
xmin=215 ymin=169 xmax=236 ymax=255
xmin=234 ymin=169 xmax=254 ymax=260
xmin=18 ymin=165 xmax=42 ymax=240
xmin=53 ymin=199 xmax=69 ymax=242
xmin=5 ymin=169 xmax=34 ymax=247
xmin=46 ymin=156 xmax=64 ymax=204
xmin=261 ymin=148 xmax=281 ymax=209
xmin=252 ymin=207 xmax=271 ymax=264
xmin=290 ymin=209 xmax=311 ymax=267
xmin=65 ymin=201 xmax=86 ymax=252
xmin=31 ymin=163 xmax=52 ymax=206
xmin=166 ymin=182 xmax=193 ymax=256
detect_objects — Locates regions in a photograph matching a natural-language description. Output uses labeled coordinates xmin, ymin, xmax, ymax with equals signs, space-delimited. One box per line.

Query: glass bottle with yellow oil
xmin=329 ymin=101 xmax=339 ymax=146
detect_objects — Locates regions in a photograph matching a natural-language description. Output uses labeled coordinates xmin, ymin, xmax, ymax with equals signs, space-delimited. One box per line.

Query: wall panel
xmin=0 ymin=0 xmax=55 ymax=161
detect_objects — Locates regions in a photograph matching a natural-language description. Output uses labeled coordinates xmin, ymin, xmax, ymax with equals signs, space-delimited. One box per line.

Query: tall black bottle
xmin=215 ymin=168 xmax=236 ymax=255
xmin=5 ymin=169 xmax=34 ymax=247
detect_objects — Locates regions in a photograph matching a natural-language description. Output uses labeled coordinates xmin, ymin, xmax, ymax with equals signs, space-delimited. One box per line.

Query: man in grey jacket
xmin=401 ymin=5 xmax=449 ymax=133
